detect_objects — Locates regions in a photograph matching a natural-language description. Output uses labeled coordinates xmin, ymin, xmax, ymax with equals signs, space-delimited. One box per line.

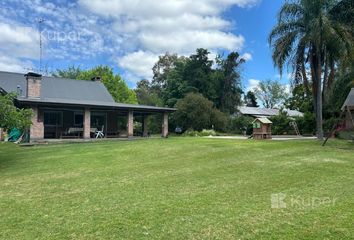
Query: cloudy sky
xmin=0 ymin=0 xmax=290 ymax=89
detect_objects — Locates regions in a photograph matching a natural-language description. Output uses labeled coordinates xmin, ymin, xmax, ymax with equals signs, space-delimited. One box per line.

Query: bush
xmin=182 ymin=129 xmax=216 ymax=137
xmin=228 ymin=115 xmax=253 ymax=135
xmin=200 ymin=129 xmax=217 ymax=136
xmin=269 ymin=111 xmax=293 ymax=135
xmin=269 ymin=110 xmax=316 ymax=135
xmin=294 ymin=112 xmax=316 ymax=135
xmin=172 ymin=93 xmax=228 ymax=132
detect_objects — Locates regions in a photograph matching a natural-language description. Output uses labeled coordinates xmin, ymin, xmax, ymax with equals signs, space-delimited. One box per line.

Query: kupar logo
xmin=271 ymin=193 xmax=286 ymax=209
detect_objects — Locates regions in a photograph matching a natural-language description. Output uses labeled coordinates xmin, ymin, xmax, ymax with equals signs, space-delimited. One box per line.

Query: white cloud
xmin=0 ymin=22 xmax=38 ymax=59
xmin=241 ymin=52 xmax=252 ymax=61
xmin=246 ymin=78 xmax=260 ymax=92
xmin=0 ymin=0 xmax=259 ymax=84
xmin=117 ymin=51 xmax=159 ymax=82
xmin=139 ymin=30 xmax=244 ymax=54
xmin=79 ymin=0 xmax=259 ymax=18
xmin=0 ymin=55 xmax=33 ymax=73
xmin=78 ymin=0 xmax=258 ymax=82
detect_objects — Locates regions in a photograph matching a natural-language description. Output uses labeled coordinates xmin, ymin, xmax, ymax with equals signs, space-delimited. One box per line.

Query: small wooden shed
xmin=253 ymin=117 xmax=272 ymax=140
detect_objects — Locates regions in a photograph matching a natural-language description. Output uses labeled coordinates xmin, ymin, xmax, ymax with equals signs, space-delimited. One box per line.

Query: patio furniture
xmin=95 ymin=126 xmax=105 ymax=138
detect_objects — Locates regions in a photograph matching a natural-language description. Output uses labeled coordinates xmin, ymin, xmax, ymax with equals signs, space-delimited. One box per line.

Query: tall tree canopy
xmin=254 ymin=79 xmax=288 ymax=108
xmin=150 ymin=48 xmax=245 ymax=113
xmin=54 ymin=65 xmax=137 ymax=104
xmin=269 ymin=0 xmax=354 ymax=139
xmin=244 ymin=91 xmax=259 ymax=107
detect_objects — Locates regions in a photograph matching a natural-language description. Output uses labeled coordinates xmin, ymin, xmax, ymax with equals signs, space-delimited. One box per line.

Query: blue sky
xmin=0 ymin=0 xmax=290 ymax=91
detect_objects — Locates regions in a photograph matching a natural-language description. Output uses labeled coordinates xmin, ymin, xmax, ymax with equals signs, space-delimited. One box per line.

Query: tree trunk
xmin=315 ymin=51 xmax=324 ymax=140
xmin=301 ymin=61 xmax=310 ymax=96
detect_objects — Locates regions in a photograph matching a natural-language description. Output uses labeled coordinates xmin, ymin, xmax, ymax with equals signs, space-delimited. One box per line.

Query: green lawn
xmin=0 ymin=138 xmax=353 ymax=239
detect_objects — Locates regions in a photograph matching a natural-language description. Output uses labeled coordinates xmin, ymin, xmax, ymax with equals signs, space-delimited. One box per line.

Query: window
xmin=253 ymin=122 xmax=261 ymax=128
xmin=44 ymin=111 xmax=62 ymax=126
xmin=74 ymin=112 xmax=84 ymax=127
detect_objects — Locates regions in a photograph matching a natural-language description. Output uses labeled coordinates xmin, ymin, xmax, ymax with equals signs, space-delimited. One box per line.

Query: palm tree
xmin=269 ymin=0 xmax=353 ymax=139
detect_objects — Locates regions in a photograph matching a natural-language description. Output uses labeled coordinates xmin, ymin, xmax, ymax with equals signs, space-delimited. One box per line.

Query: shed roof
xmin=341 ymin=88 xmax=354 ymax=110
xmin=252 ymin=117 xmax=272 ymax=124
xmin=239 ymin=106 xmax=303 ymax=117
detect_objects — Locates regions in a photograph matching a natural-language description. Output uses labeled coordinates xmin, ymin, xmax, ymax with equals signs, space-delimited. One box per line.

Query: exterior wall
xmin=253 ymin=121 xmax=272 ymax=139
xmin=83 ymin=108 xmax=91 ymax=139
xmin=30 ymin=106 xmax=44 ymax=141
xmin=345 ymin=110 xmax=354 ymax=130
xmin=27 ymin=77 xmax=41 ymax=98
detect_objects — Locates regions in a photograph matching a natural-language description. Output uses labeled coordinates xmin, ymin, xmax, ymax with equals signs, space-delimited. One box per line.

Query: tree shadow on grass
xmin=0 ymin=143 xmax=28 ymax=172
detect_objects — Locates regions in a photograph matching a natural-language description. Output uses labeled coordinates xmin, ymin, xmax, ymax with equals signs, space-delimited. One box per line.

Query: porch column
xmin=143 ymin=115 xmax=149 ymax=137
xmin=84 ymin=108 xmax=91 ymax=139
xmin=30 ymin=106 xmax=44 ymax=141
xmin=162 ymin=112 xmax=168 ymax=138
xmin=127 ymin=110 xmax=134 ymax=138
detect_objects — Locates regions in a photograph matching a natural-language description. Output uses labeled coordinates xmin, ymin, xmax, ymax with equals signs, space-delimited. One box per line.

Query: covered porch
xmin=26 ymin=102 xmax=174 ymax=141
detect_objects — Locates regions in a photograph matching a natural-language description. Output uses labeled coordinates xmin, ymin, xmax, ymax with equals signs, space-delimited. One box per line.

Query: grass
xmin=0 ymin=138 xmax=353 ymax=239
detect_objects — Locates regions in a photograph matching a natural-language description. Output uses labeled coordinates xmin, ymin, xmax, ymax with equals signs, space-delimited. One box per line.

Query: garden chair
xmin=95 ymin=125 xmax=105 ymax=139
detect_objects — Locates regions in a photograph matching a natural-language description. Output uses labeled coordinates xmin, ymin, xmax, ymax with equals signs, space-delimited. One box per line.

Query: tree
xmin=285 ymin=84 xmax=313 ymax=113
xmin=269 ymin=0 xmax=354 ymax=139
xmin=217 ymin=52 xmax=244 ymax=113
xmin=244 ymin=91 xmax=259 ymax=107
xmin=254 ymin=79 xmax=288 ymax=108
xmin=151 ymin=49 xmax=244 ymax=113
xmin=53 ymin=65 xmax=82 ymax=79
xmin=54 ymin=65 xmax=137 ymax=104
xmin=135 ymin=79 xmax=163 ymax=106
xmin=152 ymin=53 xmax=182 ymax=89
xmin=183 ymin=49 xmax=216 ymax=101
xmin=172 ymin=93 xmax=228 ymax=132
xmin=0 ymin=93 xmax=32 ymax=131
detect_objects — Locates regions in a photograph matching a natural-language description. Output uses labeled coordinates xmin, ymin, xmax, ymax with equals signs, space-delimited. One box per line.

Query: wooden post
xmin=83 ymin=108 xmax=91 ymax=139
xmin=322 ymin=108 xmax=345 ymax=146
xmin=162 ymin=112 xmax=168 ymax=138
xmin=127 ymin=110 xmax=134 ymax=138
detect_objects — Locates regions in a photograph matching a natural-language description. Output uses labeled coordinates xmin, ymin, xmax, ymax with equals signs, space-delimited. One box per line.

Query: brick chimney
xmin=91 ymin=76 xmax=101 ymax=82
xmin=25 ymin=72 xmax=42 ymax=98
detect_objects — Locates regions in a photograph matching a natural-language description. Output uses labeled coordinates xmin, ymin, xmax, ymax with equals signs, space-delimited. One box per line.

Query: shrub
xmin=200 ymin=129 xmax=217 ymax=136
xmin=172 ymin=93 xmax=227 ymax=132
xmin=182 ymin=129 xmax=216 ymax=137
xmin=294 ymin=112 xmax=316 ymax=135
xmin=269 ymin=111 xmax=293 ymax=135
xmin=228 ymin=115 xmax=253 ymax=135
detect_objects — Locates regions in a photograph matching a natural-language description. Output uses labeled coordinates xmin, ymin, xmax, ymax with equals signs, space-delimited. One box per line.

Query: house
xmin=0 ymin=71 xmax=176 ymax=141
xmin=238 ymin=106 xmax=303 ymax=118
xmin=342 ymin=88 xmax=354 ymax=130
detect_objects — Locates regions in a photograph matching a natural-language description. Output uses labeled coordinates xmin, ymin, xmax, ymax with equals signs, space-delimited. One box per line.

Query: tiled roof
xmin=0 ymin=71 xmax=175 ymax=112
